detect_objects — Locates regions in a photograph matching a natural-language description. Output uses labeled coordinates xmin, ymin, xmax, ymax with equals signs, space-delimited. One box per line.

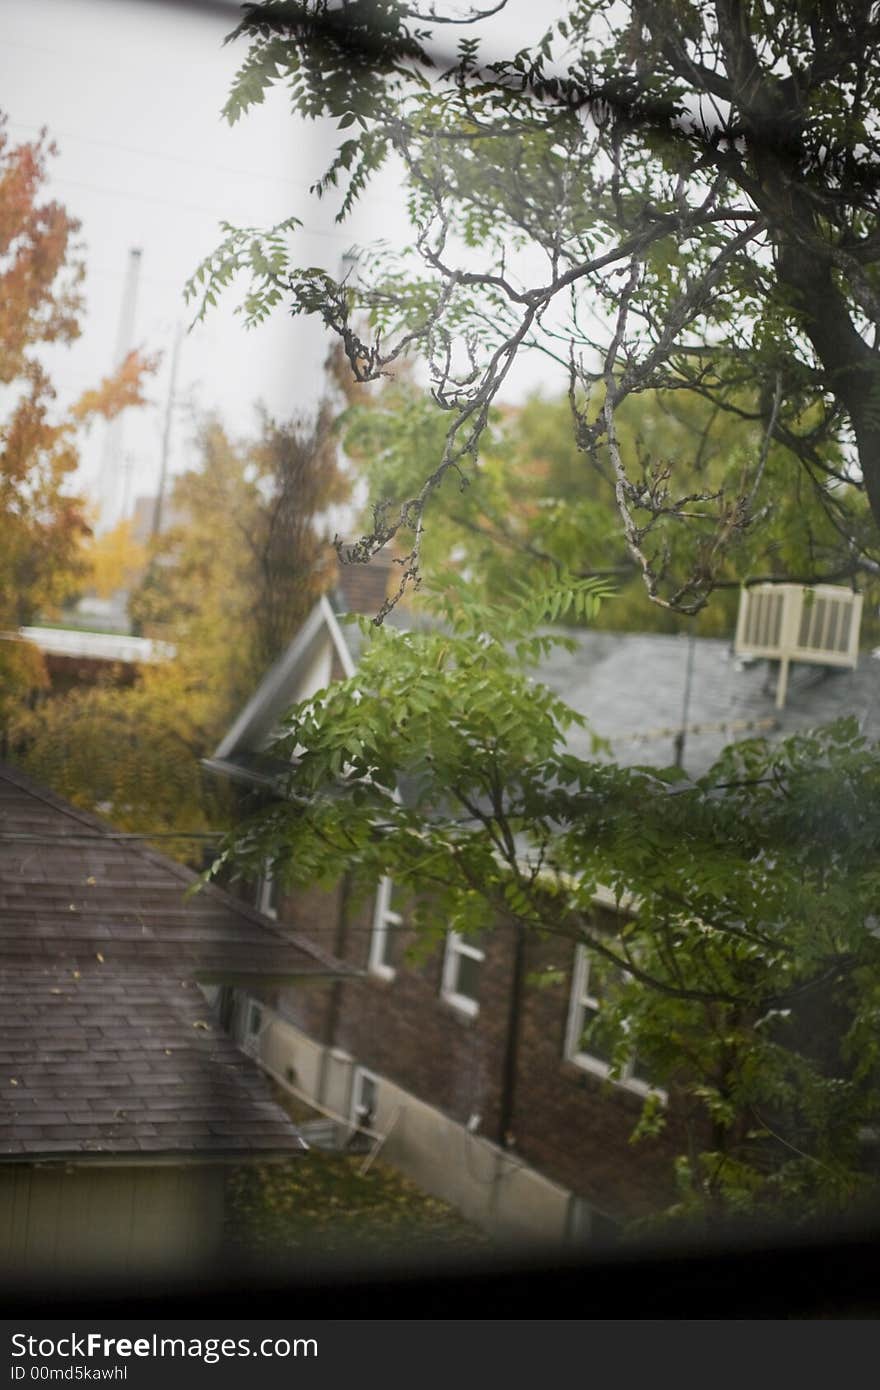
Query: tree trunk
xmin=776 ymin=240 xmax=880 ymax=529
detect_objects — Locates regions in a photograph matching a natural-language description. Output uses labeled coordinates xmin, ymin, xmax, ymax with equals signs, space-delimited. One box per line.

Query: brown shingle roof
xmin=0 ymin=763 xmax=347 ymax=1161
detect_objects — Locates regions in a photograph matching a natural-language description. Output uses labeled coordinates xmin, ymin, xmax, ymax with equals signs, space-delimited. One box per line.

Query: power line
xmin=7 ymin=117 xmax=309 ymax=190
xmin=49 ymin=173 xmax=289 ymax=222
xmin=7 ymin=120 xmax=407 ymax=218
xmin=87 ymin=264 xmax=186 ymax=291
xmin=48 ymin=173 xmax=357 ymax=243
xmin=0 ymin=832 xmax=226 ymax=842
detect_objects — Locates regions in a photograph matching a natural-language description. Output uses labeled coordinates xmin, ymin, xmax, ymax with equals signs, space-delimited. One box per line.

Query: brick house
xmin=206 ymin=563 xmax=880 ymax=1243
xmin=0 ymin=762 xmax=348 ymax=1276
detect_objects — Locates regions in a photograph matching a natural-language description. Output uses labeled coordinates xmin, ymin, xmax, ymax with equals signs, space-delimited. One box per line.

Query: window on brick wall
xmin=255 ymin=867 xmax=279 ymax=920
xmin=368 ymin=876 xmax=402 ymax=979
xmin=240 ymin=996 xmax=264 ymax=1060
xmin=350 ymin=1065 xmax=380 ymax=1129
xmin=441 ymin=930 xmax=486 ymax=1017
xmin=564 ymin=945 xmax=662 ymax=1099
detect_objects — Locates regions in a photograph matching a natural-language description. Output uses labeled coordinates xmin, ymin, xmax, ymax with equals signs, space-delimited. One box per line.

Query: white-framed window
xmin=441 ymin=930 xmax=486 ymax=1017
xmin=368 ymin=876 xmax=402 ymax=980
xmin=256 ymin=868 xmax=279 ymax=919
xmin=564 ymin=945 xmax=662 ymax=1100
xmin=350 ymin=1065 xmax=379 ymax=1129
xmin=240 ymin=996 xmax=264 ymax=1059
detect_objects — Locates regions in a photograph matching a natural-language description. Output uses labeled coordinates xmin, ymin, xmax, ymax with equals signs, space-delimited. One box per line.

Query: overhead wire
xmin=7 ymin=117 xmax=406 ymax=218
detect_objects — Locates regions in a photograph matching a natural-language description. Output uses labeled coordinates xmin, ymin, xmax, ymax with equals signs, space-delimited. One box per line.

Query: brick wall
xmin=269 ymin=878 xmax=692 ymax=1222
xmin=509 ymin=927 xmax=688 ymax=1218
xmin=333 ymin=920 xmax=513 ymax=1142
xmin=265 ymin=880 xmax=342 ymax=1044
xmin=43 ymin=654 xmax=138 ymax=693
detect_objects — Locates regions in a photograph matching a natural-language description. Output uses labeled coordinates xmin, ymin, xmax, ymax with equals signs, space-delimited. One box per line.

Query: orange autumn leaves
xmin=0 ymin=115 xmax=156 ymax=638
xmin=0 ymin=124 xmax=81 ymax=379
xmin=0 ymin=113 xmax=156 ymax=736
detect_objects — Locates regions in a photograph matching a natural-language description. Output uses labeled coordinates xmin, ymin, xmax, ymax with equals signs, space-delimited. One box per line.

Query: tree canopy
xmin=188 ymin=7 xmax=880 ymax=1225
xmin=131 ymin=404 xmax=347 ymax=690
xmin=191 ymin=0 xmax=880 ymax=618
xmin=342 ymin=377 xmax=878 ymax=635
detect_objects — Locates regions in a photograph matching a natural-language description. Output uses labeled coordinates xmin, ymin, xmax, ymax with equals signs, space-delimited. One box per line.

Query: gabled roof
xmin=210 ymin=592 xmax=880 ymax=785
xmin=206 ymin=594 xmax=355 ymax=783
xmin=0 ymin=763 xmax=350 ymax=1162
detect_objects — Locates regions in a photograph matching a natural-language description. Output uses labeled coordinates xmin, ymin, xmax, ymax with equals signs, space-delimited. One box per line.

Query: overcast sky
xmin=2 ymin=0 xmax=560 ymax=527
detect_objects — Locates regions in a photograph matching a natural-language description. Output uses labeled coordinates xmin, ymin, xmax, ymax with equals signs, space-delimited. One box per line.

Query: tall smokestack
xmin=96 ymin=247 xmax=142 ymax=531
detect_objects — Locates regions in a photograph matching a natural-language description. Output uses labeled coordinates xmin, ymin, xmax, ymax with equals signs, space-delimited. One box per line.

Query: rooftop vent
xmin=734 ymin=583 xmax=863 ymax=709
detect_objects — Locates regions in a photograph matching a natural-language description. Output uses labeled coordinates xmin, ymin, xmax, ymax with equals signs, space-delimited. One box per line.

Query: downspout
xmin=316 ymin=870 xmax=353 ymax=1107
xmin=497 ymin=919 xmax=527 ymax=1148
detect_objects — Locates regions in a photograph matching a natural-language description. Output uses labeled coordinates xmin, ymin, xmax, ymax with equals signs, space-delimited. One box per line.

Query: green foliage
xmin=184 ymin=0 xmax=880 ymax=1228
xmin=343 ymin=378 xmax=875 ymax=636
xmin=186 ymin=219 xmax=302 ymax=328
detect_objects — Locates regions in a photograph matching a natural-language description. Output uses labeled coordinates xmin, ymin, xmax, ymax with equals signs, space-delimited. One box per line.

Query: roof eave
xmin=212 ymin=595 xmax=356 ymax=763
xmin=193 ymin=965 xmax=362 ymax=986
xmin=200 ymin=755 xmax=280 ymax=790
xmin=0 ymin=1146 xmax=308 ymax=1168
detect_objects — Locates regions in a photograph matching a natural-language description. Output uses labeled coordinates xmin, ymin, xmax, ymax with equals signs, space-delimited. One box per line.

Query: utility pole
xmin=97 ymin=247 xmax=142 ymax=530
xmin=673 ymin=631 xmax=697 ymax=770
xmin=151 ymin=324 xmax=183 ymax=541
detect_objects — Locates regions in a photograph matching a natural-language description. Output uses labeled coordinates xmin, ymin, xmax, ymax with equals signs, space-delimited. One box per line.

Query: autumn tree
xmin=10 ymin=672 xmax=226 ymax=855
xmin=14 ymin=407 xmax=348 ymax=855
xmin=191 ymin=0 xmax=880 ymax=618
xmin=0 ymin=116 xmax=154 ymax=718
xmin=79 ymin=517 xmax=149 ymax=602
xmin=130 ymin=418 xmax=275 ymax=731
xmin=244 ymin=401 xmax=349 ymax=672
xmin=133 ymin=403 xmax=347 ymax=700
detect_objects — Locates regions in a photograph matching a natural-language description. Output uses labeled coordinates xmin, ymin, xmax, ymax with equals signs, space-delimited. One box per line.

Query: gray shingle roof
xmin=0 ymin=962 xmax=300 ymax=1158
xmin=0 ymin=763 xmax=348 ymax=1161
xmin=536 ymin=631 xmax=880 ymax=776
xmin=343 ymin=609 xmax=880 ymax=775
